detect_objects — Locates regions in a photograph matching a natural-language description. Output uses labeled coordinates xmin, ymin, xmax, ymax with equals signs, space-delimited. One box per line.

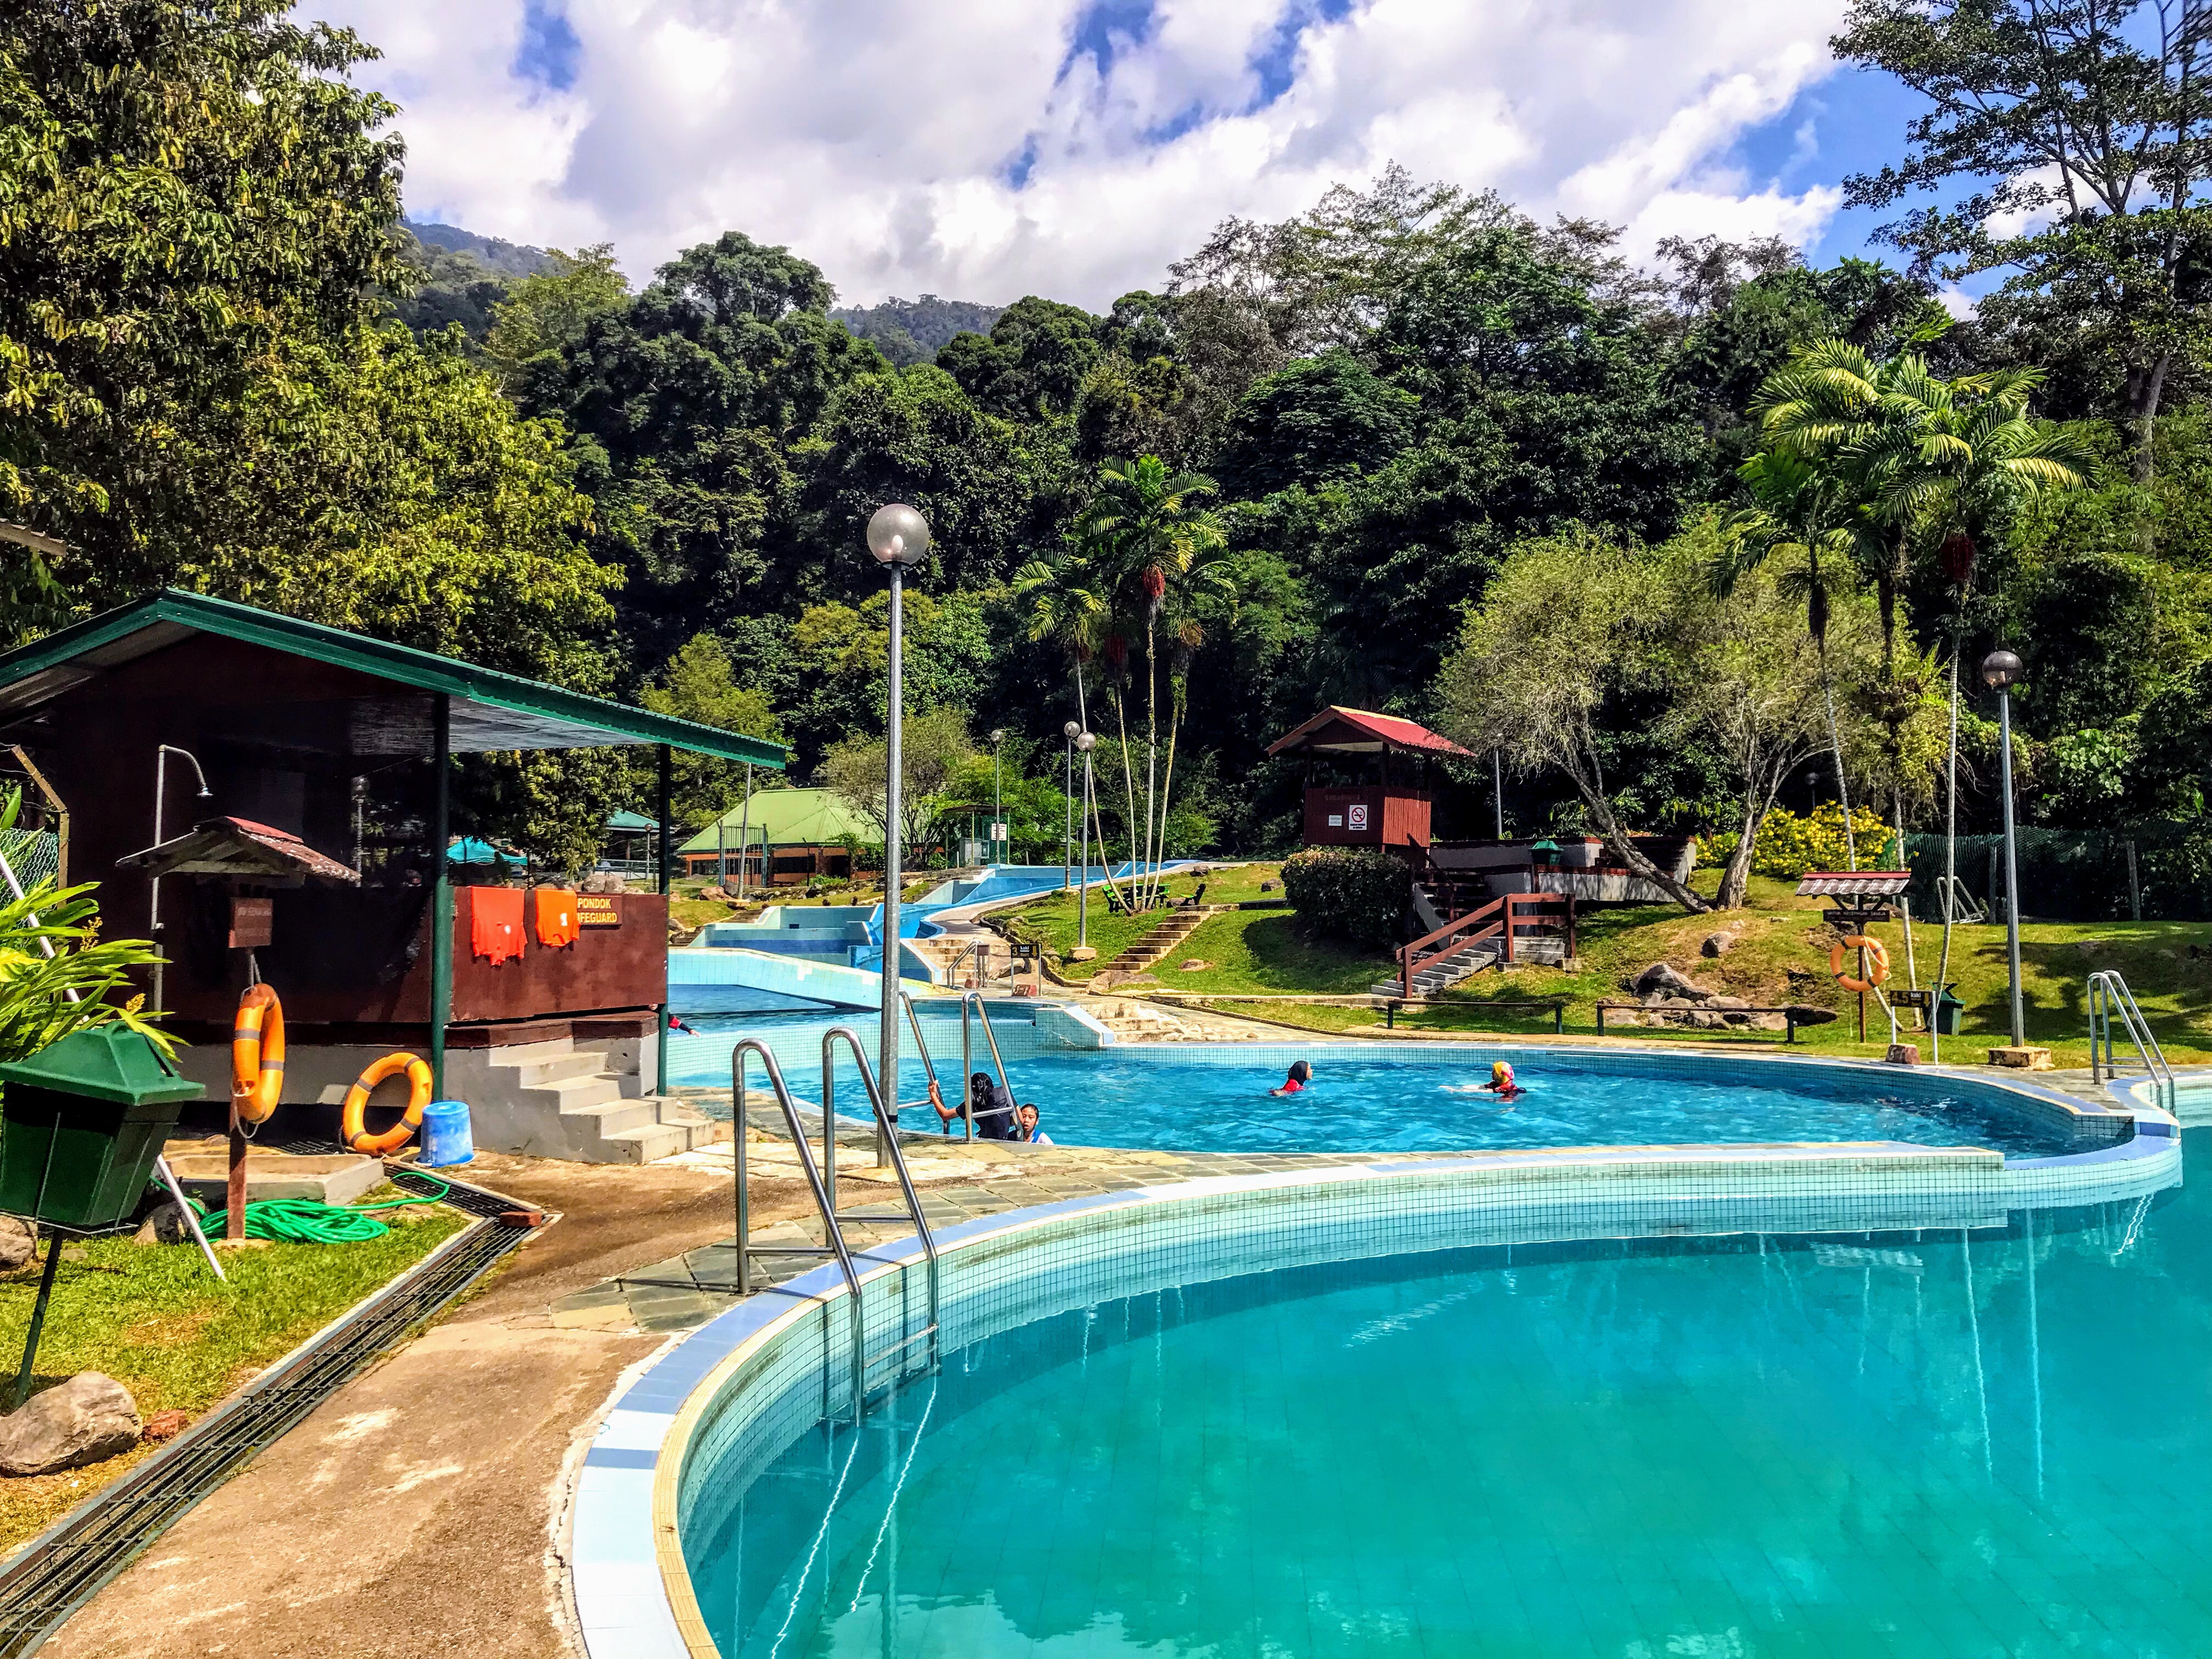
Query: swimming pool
xmin=681 ymin=1146 xmax=2205 ymax=1657
xmin=676 ymin=1016 xmax=2093 ymax=1159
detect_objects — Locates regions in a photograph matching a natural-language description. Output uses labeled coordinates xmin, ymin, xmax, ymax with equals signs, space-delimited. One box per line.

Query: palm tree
xmin=1716 ymin=445 xmax=1865 ymax=870
xmin=1069 ymin=457 xmax=1232 ymax=908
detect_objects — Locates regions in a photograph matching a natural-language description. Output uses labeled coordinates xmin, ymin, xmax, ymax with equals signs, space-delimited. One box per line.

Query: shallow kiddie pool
xmin=673 ymin=1017 xmax=2090 ymax=1159
xmin=666 ymin=1136 xmax=2198 ymax=1659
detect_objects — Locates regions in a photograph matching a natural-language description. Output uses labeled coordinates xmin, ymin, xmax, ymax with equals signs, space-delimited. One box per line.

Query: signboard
xmin=1327 ymin=814 xmax=1343 ymax=828
xmin=228 ymin=896 xmax=273 ymax=950
xmin=1347 ymin=803 xmax=1369 ymax=831
xmin=989 ymin=820 xmax=1007 ymax=842
xmin=577 ymin=894 xmax=622 ymax=929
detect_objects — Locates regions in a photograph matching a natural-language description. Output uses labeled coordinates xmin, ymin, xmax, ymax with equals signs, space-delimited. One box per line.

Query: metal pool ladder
xmin=730 ymin=1034 xmax=941 ymax=1415
xmin=2087 ymin=970 xmax=2176 ymax=1113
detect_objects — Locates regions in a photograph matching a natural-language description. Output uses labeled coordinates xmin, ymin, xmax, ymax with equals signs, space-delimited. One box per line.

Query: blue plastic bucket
xmin=418 ymin=1098 xmax=474 ymax=1166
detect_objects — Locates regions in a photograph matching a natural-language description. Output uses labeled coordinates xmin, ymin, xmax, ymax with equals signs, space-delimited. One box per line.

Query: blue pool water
xmin=689 ymin=1144 xmax=2209 ymax=1657
xmin=682 ymin=1018 xmax=2077 ymax=1158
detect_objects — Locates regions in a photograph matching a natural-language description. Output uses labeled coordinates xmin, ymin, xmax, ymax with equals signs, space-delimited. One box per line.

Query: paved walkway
xmin=550 ymin=1105 xmax=1426 ymax=1333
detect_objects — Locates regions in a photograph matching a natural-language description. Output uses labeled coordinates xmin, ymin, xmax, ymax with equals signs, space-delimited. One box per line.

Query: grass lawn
xmin=1015 ymin=861 xmax=1293 ymax=980
xmin=1037 ymin=867 xmax=2212 ymax=1066
xmin=0 ymin=1190 xmax=466 ymax=1553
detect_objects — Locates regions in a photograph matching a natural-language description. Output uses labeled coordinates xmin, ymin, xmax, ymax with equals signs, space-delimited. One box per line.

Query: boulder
xmin=139 ymin=1409 xmax=190 ymax=1444
xmin=1700 ymin=934 xmax=1735 ymax=958
xmin=0 ymin=1373 xmax=142 ymax=1476
xmin=132 ymin=1203 xmax=193 ymax=1247
xmin=1784 ymin=1005 xmax=1838 ymax=1026
xmin=1178 ymin=959 xmax=1212 ymax=973
xmin=580 ymin=870 xmax=626 ymax=895
xmin=0 ymin=1216 xmax=35 ymax=1273
xmin=1630 ymin=962 xmax=1709 ymax=1001
xmin=1259 ymin=879 xmax=1279 ymax=893
xmin=1707 ymin=995 xmax=1748 ymax=1010
xmin=698 ymin=884 xmax=727 ymax=901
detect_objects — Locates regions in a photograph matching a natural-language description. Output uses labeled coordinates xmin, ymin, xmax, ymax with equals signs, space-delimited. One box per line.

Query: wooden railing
xmin=1396 ymin=890 xmax=1578 ymax=998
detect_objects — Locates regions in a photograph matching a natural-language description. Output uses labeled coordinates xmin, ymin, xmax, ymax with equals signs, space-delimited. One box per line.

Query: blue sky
xmin=316 ymin=0 xmax=1935 ymax=309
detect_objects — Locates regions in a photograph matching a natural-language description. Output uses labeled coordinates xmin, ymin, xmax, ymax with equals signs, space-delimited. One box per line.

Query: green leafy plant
xmin=0 ymin=792 xmax=172 ymax=1063
xmin=1281 ymin=848 xmax=1410 ymax=949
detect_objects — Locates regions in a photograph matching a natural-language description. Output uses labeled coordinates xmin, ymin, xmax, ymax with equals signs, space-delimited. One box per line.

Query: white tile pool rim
xmin=569 ymin=1049 xmax=2183 ymax=1659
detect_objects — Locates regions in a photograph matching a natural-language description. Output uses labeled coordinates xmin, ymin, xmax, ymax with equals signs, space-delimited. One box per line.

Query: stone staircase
xmin=477 ymin=1035 xmax=727 ymax=1164
xmin=1110 ymin=905 xmax=1226 ymax=973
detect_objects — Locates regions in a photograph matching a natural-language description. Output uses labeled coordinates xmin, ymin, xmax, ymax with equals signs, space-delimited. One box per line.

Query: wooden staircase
xmin=1376 ymin=891 xmax=1575 ymax=998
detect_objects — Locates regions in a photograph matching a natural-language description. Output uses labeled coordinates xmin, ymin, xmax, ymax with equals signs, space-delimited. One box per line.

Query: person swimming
xmin=1269 ymin=1059 xmax=1313 ymax=1097
xmin=1477 ymin=1060 xmax=1523 ymax=1102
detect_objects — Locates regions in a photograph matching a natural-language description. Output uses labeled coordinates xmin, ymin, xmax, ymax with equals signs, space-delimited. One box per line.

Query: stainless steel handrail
xmin=2088 ymin=969 xmax=2176 ymax=1113
xmin=958 ymin=991 xmax=1015 ymax=1142
xmin=731 ymin=1039 xmax=864 ymax=1409
xmin=820 ymin=1028 xmax=943 ymax=1390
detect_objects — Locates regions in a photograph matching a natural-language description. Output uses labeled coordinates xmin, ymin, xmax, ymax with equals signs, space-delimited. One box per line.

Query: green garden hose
xmin=190 ymin=1173 xmax=452 ymax=1244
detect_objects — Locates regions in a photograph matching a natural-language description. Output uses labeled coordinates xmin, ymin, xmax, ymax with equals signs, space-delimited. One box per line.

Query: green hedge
xmin=1282 ymin=847 xmax=1410 ymax=948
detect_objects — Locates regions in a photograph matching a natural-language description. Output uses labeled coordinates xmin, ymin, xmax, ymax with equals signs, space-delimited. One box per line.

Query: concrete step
xmin=509 ymin=1049 xmax=609 ymax=1087
xmin=535 ymin=1073 xmax=626 ymax=1111
xmin=568 ymin=1096 xmax=665 ymax=1137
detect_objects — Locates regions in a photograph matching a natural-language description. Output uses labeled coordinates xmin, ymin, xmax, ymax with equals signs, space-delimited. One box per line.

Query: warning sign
xmin=577 ymin=894 xmax=622 ymax=928
xmin=1347 ymin=803 xmax=1369 ymax=831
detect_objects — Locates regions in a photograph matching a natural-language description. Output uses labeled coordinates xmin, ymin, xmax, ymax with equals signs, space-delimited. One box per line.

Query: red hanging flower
xmin=1940 ymin=531 xmax=1977 ymax=586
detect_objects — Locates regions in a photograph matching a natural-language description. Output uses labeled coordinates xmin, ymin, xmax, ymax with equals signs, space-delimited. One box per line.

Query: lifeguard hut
xmin=1266 ymin=706 xmax=1474 ymax=851
xmin=0 ymin=590 xmax=788 ymax=1163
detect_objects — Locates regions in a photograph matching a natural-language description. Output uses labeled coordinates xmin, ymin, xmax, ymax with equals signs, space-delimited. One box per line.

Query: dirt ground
xmin=42 ymin=1152 xmax=815 ymax=1659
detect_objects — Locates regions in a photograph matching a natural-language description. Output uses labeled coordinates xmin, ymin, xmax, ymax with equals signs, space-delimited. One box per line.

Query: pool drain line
xmin=0 ymin=1165 xmax=545 ymax=1657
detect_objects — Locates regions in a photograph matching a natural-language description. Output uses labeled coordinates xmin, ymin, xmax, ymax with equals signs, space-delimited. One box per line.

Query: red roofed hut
xmin=1267 ymin=706 xmax=1473 ymax=851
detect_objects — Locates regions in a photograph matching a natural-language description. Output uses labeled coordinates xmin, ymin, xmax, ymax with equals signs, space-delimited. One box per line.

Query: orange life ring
xmin=341 ymin=1053 xmax=433 ymax=1155
xmin=1830 ymin=934 xmax=1891 ymax=994
xmin=230 ymin=984 xmax=285 ymax=1125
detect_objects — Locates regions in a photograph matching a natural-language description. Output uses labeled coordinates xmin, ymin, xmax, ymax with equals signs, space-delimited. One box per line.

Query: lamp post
xmin=1075 ymin=730 xmax=1095 ymax=949
xmin=989 ymin=728 xmax=1006 ymax=866
xmin=149 ymin=744 xmax=211 ymax=1015
xmin=867 ymin=505 xmax=930 ymax=1121
xmin=1981 ymin=648 xmax=2027 ymax=1047
xmin=1062 ymin=721 xmax=1079 ymax=890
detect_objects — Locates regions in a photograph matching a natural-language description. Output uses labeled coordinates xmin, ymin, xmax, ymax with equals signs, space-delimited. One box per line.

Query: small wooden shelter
xmin=0 ymin=591 xmax=788 ymax=1119
xmin=1267 ymin=706 xmax=1474 ymax=850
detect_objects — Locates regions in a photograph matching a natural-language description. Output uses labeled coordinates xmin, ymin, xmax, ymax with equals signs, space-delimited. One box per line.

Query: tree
xmin=0 ymin=0 xmax=409 ymax=612
xmin=484 ymin=246 xmax=632 ymax=394
xmin=1657 ymin=518 xmax=1885 ymax=908
xmin=820 ymin=708 xmax=975 ymax=868
xmin=1434 ymin=530 xmax=1710 ymax=910
xmin=520 ymin=232 xmax=885 ymax=662
xmin=1834 ymin=0 xmax=2212 ymax=478
xmin=936 ymin=297 xmax=1104 ymax=421
xmin=1068 ymin=457 xmax=1235 ymax=907
xmin=638 ymin=634 xmax=786 ymax=831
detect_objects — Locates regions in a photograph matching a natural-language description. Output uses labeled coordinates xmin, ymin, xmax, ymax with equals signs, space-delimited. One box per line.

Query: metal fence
xmin=1901 ymin=825 xmax=2212 ymax=923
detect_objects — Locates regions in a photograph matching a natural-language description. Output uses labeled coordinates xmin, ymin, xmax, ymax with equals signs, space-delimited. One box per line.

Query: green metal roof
xmin=678 ymin=787 xmax=870 ymax=853
xmin=605 ymin=810 xmax=658 ymax=833
xmin=0 ymin=590 xmax=788 ymax=767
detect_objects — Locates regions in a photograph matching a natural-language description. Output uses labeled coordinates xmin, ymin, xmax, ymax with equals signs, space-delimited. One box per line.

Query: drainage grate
xmin=0 ymin=1165 xmax=544 ymax=1656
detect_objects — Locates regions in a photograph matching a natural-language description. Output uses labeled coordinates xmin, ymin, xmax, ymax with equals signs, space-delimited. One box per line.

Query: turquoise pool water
xmin=683 ymin=1018 xmax=2077 ymax=1158
xmin=689 ymin=1142 xmax=2206 ymax=1657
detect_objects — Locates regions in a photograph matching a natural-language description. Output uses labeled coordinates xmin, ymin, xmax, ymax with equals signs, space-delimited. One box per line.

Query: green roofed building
xmin=679 ymin=787 xmax=871 ymax=885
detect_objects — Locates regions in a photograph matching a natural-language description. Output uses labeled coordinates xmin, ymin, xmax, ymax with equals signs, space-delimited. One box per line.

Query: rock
xmin=1178 ymin=959 xmax=1212 ymax=972
xmin=0 ymin=1216 xmax=35 ymax=1273
xmin=698 ymin=884 xmax=727 ymax=900
xmin=0 ymin=1373 xmax=142 ymax=1476
xmin=1630 ymin=962 xmax=1709 ymax=1001
xmin=1118 ymin=973 xmax=1161 ymax=988
xmin=1707 ymin=995 xmax=1748 ymax=1010
xmin=1751 ymin=1012 xmax=1788 ymax=1031
xmin=1690 ymin=1011 xmax=1725 ymax=1029
xmin=139 ymin=1409 xmax=189 ymax=1444
xmin=1784 ymin=1005 xmax=1838 ymax=1026
xmin=1091 ymin=970 xmax=1121 ymax=990
xmin=1259 ymin=879 xmax=1279 ymax=892
xmin=132 ymin=1204 xmax=193 ymax=1247
xmin=580 ymin=870 xmax=625 ymax=895
xmin=1700 ymin=934 xmax=1735 ymax=958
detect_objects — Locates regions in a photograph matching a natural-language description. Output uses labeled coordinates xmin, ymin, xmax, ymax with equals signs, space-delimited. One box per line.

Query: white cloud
xmin=312 ymin=0 xmax=1854 ymax=308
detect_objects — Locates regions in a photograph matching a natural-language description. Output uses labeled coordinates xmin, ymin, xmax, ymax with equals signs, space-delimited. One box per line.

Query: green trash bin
xmin=1933 ymin=985 xmax=1966 ymax=1037
xmin=0 ymin=1026 xmax=205 ymax=1231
